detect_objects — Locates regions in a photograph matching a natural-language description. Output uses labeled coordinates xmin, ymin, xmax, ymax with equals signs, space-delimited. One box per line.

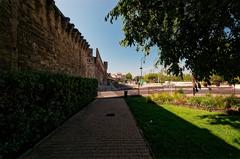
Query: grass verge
xmin=126 ymin=96 xmax=240 ymax=159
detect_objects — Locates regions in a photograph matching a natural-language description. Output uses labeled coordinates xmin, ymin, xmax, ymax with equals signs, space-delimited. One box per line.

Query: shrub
xmin=187 ymin=96 xmax=202 ymax=106
xmin=187 ymin=95 xmax=225 ymax=111
xmin=224 ymin=96 xmax=240 ymax=108
xmin=0 ymin=71 xmax=98 ymax=158
xmin=224 ymin=95 xmax=240 ymax=115
xmin=214 ymin=96 xmax=225 ymax=109
xmin=150 ymin=92 xmax=186 ymax=104
xmin=151 ymin=93 xmax=174 ymax=104
xmin=149 ymin=92 xmax=240 ymax=112
xmin=200 ymin=96 xmax=216 ymax=111
xmin=172 ymin=92 xmax=187 ymax=104
xmin=172 ymin=92 xmax=185 ymax=99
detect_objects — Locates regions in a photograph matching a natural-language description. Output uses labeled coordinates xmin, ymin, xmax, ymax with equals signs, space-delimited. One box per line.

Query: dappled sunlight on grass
xmin=198 ymin=114 xmax=240 ymax=130
xmin=126 ymin=96 xmax=240 ymax=159
xmin=163 ymin=104 xmax=240 ymax=150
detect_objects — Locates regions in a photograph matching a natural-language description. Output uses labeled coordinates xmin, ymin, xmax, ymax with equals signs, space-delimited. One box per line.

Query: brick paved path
xmin=21 ymin=98 xmax=152 ymax=159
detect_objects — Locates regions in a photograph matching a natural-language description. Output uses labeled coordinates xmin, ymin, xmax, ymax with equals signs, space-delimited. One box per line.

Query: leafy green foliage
xmin=210 ymin=74 xmax=224 ymax=86
xmin=224 ymin=96 xmax=240 ymax=108
xmin=144 ymin=73 xmax=192 ymax=83
xmin=149 ymin=92 xmax=240 ymax=111
xmin=187 ymin=94 xmax=240 ymax=111
xmin=107 ymin=0 xmax=240 ymax=81
xmin=125 ymin=72 xmax=133 ymax=81
xmin=150 ymin=92 xmax=175 ymax=104
xmin=149 ymin=92 xmax=187 ymax=105
xmin=144 ymin=73 xmax=159 ymax=83
xmin=0 ymin=71 xmax=98 ymax=158
xmin=228 ymin=77 xmax=240 ymax=85
xmin=188 ymin=95 xmax=223 ymax=111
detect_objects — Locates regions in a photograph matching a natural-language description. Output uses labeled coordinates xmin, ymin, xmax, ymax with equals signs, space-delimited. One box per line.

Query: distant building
xmin=111 ymin=73 xmax=124 ymax=80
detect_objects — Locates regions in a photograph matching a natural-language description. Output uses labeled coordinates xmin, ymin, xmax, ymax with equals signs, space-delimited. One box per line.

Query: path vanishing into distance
xmin=20 ymin=92 xmax=152 ymax=159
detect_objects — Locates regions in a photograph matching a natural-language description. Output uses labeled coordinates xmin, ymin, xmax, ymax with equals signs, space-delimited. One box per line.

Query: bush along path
xmin=147 ymin=92 xmax=240 ymax=113
xmin=0 ymin=71 xmax=98 ymax=159
xmin=18 ymin=98 xmax=152 ymax=159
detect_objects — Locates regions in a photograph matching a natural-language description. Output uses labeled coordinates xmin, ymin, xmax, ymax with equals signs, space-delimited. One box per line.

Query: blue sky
xmin=55 ymin=0 xmax=159 ymax=76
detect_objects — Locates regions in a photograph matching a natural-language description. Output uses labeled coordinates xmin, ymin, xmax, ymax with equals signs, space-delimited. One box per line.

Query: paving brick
xmin=21 ymin=97 xmax=152 ymax=159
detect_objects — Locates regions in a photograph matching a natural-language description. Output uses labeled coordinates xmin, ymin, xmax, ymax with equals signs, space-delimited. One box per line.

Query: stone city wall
xmin=86 ymin=48 xmax=108 ymax=85
xmin=0 ymin=0 xmax=108 ymax=84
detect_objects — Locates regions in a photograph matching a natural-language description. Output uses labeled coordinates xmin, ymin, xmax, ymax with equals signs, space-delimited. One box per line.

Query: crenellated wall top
xmin=43 ymin=0 xmax=90 ymax=49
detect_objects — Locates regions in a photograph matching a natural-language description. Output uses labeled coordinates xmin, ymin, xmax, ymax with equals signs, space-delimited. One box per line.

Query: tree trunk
xmin=192 ymin=76 xmax=196 ymax=96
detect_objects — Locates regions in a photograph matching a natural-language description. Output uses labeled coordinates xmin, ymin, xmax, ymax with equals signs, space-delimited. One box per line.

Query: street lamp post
xmin=138 ymin=57 xmax=143 ymax=95
xmin=140 ymin=57 xmax=144 ymax=84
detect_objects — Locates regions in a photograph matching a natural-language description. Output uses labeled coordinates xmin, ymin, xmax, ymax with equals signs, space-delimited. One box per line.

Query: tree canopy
xmin=106 ymin=0 xmax=240 ymax=82
xmin=126 ymin=72 xmax=133 ymax=80
xmin=144 ymin=73 xmax=192 ymax=83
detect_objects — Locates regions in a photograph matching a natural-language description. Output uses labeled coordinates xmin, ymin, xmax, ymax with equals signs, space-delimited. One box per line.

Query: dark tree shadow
xmin=198 ymin=114 xmax=240 ymax=131
xmin=235 ymin=138 xmax=240 ymax=146
xmin=198 ymin=114 xmax=240 ymax=148
xmin=126 ymin=97 xmax=240 ymax=159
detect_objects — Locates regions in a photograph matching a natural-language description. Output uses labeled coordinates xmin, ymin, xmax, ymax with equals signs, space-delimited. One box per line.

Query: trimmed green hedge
xmin=0 ymin=71 xmax=98 ymax=158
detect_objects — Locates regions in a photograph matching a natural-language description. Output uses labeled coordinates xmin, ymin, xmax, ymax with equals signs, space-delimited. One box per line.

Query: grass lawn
xmin=126 ymin=96 xmax=240 ymax=159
